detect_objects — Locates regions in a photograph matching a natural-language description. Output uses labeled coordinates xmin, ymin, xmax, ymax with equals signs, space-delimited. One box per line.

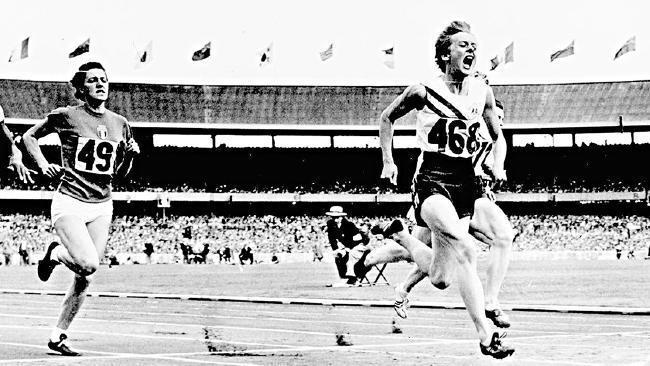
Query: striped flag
xmin=69 ymin=38 xmax=90 ymax=58
xmin=550 ymin=41 xmax=574 ymax=62
xmin=259 ymin=43 xmax=273 ymax=66
xmin=8 ymin=37 xmax=29 ymax=62
xmin=320 ymin=43 xmax=333 ymax=61
xmin=614 ymin=36 xmax=636 ymax=60
xmin=382 ymin=46 xmax=394 ymax=69
xmin=192 ymin=42 xmax=211 ymax=61
xmin=490 ymin=42 xmax=514 ymax=70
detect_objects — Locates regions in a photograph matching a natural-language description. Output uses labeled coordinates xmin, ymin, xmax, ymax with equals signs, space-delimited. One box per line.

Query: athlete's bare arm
xmin=23 ymin=119 xmax=62 ymax=178
xmin=379 ymin=85 xmax=426 ymax=184
xmin=2 ymin=119 xmax=34 ymax=183
xmin=482 ymin=87 xmax=506 ymax=181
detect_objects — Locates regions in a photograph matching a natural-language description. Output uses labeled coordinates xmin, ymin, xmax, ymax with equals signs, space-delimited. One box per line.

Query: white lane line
xmin=0 ymin=324 xmax=297 ymax=349
xmin=0 ymin=303 xmax=570 ymax=335
xmin=0 ymin=340 xmax=260 ymax=365
xmin=0 ymin=312 xmax=447 ymax=342
xmin=5 ymin=297 xmax=649 ymax=330
xmin=2 ymin=310 xmax=646 ymax=349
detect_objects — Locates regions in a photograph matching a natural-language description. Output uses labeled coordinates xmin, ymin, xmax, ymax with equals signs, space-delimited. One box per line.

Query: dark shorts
xmin=412 ymin=153 xmax=480 ymax=227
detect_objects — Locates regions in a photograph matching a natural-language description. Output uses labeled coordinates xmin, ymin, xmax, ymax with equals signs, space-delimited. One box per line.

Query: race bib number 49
xmin=75 ymin=137 xmax=118 ymax=175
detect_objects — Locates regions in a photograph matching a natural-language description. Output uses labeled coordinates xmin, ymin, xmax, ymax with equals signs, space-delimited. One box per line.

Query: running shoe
xmin=485 ymin=308 xmax=511 ymax=328
xmin=48 ymin=334 xmax=81 ymax=356
xmin=370 ymin=219 xmax=404 ymax=238
xmin=393 ymin=286 xmax=410 ymax=319
xmin=479 ymin=332 xmax=515 ymax=359
xmin=38 ymin=241 xmax=60 ymax=282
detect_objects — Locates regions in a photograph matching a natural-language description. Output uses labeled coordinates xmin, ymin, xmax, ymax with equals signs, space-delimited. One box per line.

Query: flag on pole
xmin=8 ymin=37 xmax=29 ymax=62
xmin=550 ymin=40 xmax=574 ymax=62
xmin=382 ymin=46 xmax=394 ymax=69
xmin=192 ymin=42 xmax=211 ymax=61
xmin=259 ymin=43 xmax=273 ymax=66
xmin=320 ymin=43 xmax=333 ymax=61
xmin=139 ymin=41 xmax=153 ymax=63
xmin=614 ymin=36 xmax=636 ymax=60
xmin=490 ymin=42 xmax=514 ymax=70
xmin=69 ymin=38 xmax=90 ymax=58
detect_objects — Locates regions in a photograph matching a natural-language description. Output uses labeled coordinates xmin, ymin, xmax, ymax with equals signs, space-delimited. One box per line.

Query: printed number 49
xmin=427 ymin=119 xmax=479 ymax=155
xmin=77 ymin=139 xmax=115 ymax=172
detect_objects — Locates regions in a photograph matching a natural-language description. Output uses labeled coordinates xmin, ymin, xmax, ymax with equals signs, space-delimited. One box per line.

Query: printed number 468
xmin=427 ymin=119 xmax=480 ymax=155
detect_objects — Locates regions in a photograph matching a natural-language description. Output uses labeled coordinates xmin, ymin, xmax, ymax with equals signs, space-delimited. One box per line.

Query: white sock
xmin=50 ymin=327 xmax=66 ymax=342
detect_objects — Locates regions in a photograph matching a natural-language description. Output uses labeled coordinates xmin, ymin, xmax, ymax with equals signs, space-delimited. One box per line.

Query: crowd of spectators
xmin=0 ymin=178 xmax=647 ymax=194
xmin=1 ymin=213 xmax=648 ymax=266
xmin=510 ymin=215 xmax=649 ymax=253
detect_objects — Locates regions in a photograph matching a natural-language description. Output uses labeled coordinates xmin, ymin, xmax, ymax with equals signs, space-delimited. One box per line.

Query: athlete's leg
xmin=470 ymin=198 xmax=513 ymax=308
xmin=50 ymin=215 xmax=111 ymax=351
xmin=395 ymin=226 xmax=429 ymax=293
xmin=420 ymin=195 xmax=493 ymax=344
xmin=382 ymin=221 xmax=436 ymax=277
xmin=52 ymin=216 xmax=100 ymax=277
xmin=390 ymin=226 xmax=428 ymax=318
xmin=364 ymin=241 xmax=412 ymax=266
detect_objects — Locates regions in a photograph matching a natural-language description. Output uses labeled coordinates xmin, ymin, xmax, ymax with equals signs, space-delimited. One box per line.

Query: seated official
xmin=325 ymin=206 xmax=369 ymax=286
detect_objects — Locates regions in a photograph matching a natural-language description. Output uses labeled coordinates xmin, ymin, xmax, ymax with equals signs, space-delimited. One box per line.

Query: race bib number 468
xmin=427 ymin=118 xmax=480 ymax=158
xmin=75 ymin=137 xmax=118 ymax=175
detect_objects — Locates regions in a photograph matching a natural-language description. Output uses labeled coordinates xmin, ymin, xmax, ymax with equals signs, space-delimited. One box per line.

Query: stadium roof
xmin=1 ymin=79 xmax=649 ymax=129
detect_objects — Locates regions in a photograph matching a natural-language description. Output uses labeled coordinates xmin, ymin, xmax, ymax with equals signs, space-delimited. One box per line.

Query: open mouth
xmin=462 ymin=55 xmax=475 ymax=69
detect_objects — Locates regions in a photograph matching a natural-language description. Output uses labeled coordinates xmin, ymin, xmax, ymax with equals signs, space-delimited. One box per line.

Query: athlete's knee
xmin=74 ymin=273 xmax=94 ymax=287
xmin=492 ymin=229 xmax=514 ymax=249
xmin=76 ymin=257 xmax=99 ymax=276
xmin=430 ymin=271 xmax=452 ymax=290
xmin=429 ymin=264 xmax=454 ymax=290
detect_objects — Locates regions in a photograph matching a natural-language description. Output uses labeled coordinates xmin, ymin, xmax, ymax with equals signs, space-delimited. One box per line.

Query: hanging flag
xmin=320 ymin=43 xmax=333 ymax=61
xmin=192 ymin=42 xmax=211 ymax=61
xmin=382 ymin=46 xmax=394 ymax=69
xmin=69 ymin=38 xmax=90 ymax=58
xmin=504 ymin=42 xmax=514 ymax=63
xmin=550 ymin=40 xmax=574 ymax=62
xmin=139 ymin=41 xmax=153 ymax=63
xmin=8 ymin=37 xmax=29 ymax=62
xmin=259 ymin=43 xmax=273 ymax=66
xmin=490 ymin=42 xmax=514 ymax=71
xmin=614 ymin=36 xmax=636 ymax=60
